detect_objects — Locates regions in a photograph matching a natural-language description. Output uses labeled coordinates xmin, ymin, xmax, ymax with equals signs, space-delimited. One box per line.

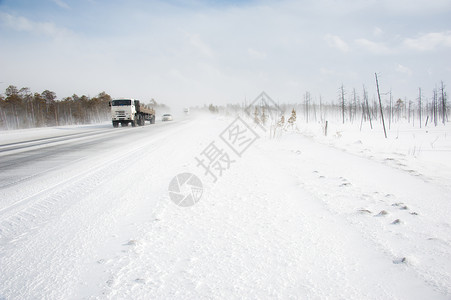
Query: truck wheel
xmin=151 ymin=116 xmax=155 ymax=124
xmin=122 ymin=122 xmax=128 ymax=127
xmin=131 ymin=118 xmax=136 ymax=127
xmin=112 ymin=121 xmax=119 ymax=128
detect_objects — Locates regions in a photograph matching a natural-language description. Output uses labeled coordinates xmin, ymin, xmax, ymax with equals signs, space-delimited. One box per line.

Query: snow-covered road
xmin=0 ymin=115 xmax=450 ymax=299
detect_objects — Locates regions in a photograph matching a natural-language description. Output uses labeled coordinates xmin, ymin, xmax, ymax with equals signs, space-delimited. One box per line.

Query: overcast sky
xmin=1 ymin=0 xmax=450 ymax=108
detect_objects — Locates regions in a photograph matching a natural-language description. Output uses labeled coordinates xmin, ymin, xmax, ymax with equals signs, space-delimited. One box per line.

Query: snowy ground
xmin=0 ymin=114 xmax=450 ymax=299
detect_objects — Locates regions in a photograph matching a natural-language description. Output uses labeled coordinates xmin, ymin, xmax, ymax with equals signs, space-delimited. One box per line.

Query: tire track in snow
xmin=0 ymin=120 xmax=195 ymax=246
xmin=0 ymin=142 xmax=157 ymax=245
xmin=0 ymin=128 xmax=114 ymax=154
xmin=0 ymin=127 xmax=136 ymax=189
xmin=0 ymin=118 xmax=204 ymax=299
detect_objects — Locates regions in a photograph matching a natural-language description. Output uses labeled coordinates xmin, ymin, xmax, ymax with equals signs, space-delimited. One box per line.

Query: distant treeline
xmin=0 ymin=85 xmax=112 ymax=130
xmin=203 ymin=81 xmax=448 ymax=129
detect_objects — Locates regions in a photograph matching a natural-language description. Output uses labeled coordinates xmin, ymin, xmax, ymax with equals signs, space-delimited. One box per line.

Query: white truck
xmin=110 ymin=99 xmax=156 ymax=128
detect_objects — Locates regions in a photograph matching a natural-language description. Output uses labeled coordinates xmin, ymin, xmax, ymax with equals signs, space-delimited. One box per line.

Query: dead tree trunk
xmin=418 ymin=87 xmax=422 ymax=128
xmin=389 ymin=90 xmax=392 ymax=129
xmin=340 ymin=84 xmax=345 ymax=124
xmin=441 ymin=81 xmax=447 ymax=125
xmin=375 ymin=73 xmax=387 ymax=138
xmin=363 ymin=85 xmax=372 ymax=129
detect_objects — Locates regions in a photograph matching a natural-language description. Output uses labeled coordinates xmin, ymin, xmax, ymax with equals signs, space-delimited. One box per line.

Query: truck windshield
xmin=112 ymin=100 xmax=131 ymax=106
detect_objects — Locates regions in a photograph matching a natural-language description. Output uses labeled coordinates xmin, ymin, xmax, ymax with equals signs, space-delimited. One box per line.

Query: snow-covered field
xmin=0 ymin=114 xmax=450 ymax=299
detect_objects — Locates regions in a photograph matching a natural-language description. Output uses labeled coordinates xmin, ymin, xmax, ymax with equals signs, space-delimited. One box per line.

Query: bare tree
xmin=304 ymin=91 xmax=310 ymax=123
xmin=340 ymin=84 xmax=345 ymax=124
xmin=388 ymin=90 xmax=392 ymax=129
xmin=363 ymin=85 xmax=372 ymax=129
xmin=440 ymin=81 xmax=447 ymax=125
xmin=418 ymin=87 xmax=422 ymax=128
xmin=254 ymin=106 xmax=260 ymax=125
xmin=432 ymin=87 xmax=438 ymax=126
xmin=261 ymin=105 xmax=267 ymax=125
xmin=375 ymin=73 xmax=387 ymax=138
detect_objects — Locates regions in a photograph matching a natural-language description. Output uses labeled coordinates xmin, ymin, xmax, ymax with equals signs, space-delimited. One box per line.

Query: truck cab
xmin=111 ymin=99 xmax=136 ymax=127
xmin=111 ymin=98 xmax=155 ymax=127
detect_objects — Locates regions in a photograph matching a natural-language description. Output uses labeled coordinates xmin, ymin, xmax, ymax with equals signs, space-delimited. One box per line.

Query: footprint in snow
xmin=124 ymin=239 xmax=138 ymax=246
xmin=427 ymin=237 xmax=449 ymax=246
xmin=106 ymin=278 xmax=115 ymax=287
xmin=391 ymin=219 xmax=402 ymax=225
xmin=135 ymin=278 xmax=146 ymax=284
xmin=357 ymin=209 xmax=372 ymax=214
xmin=375 ymin=210 xmax=388 ymax=217
xmin=393 ymin=257 xmax=407 ymax=264
xmin=394 ymin=152 xmax=406 ymax=157
xmin=392 ymin=203 xmax=409 ymax=210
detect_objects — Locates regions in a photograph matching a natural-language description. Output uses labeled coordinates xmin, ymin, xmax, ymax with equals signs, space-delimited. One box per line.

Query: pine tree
xmin=254 ymin=106 xmax=260 ymax=124
xmin=261 ymin=106 xmax=267 ymax=125
xmin=277 ymin=115 xmax=285 ymax=127
xmin=287 ymin=108 xmax=296 ymax=128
